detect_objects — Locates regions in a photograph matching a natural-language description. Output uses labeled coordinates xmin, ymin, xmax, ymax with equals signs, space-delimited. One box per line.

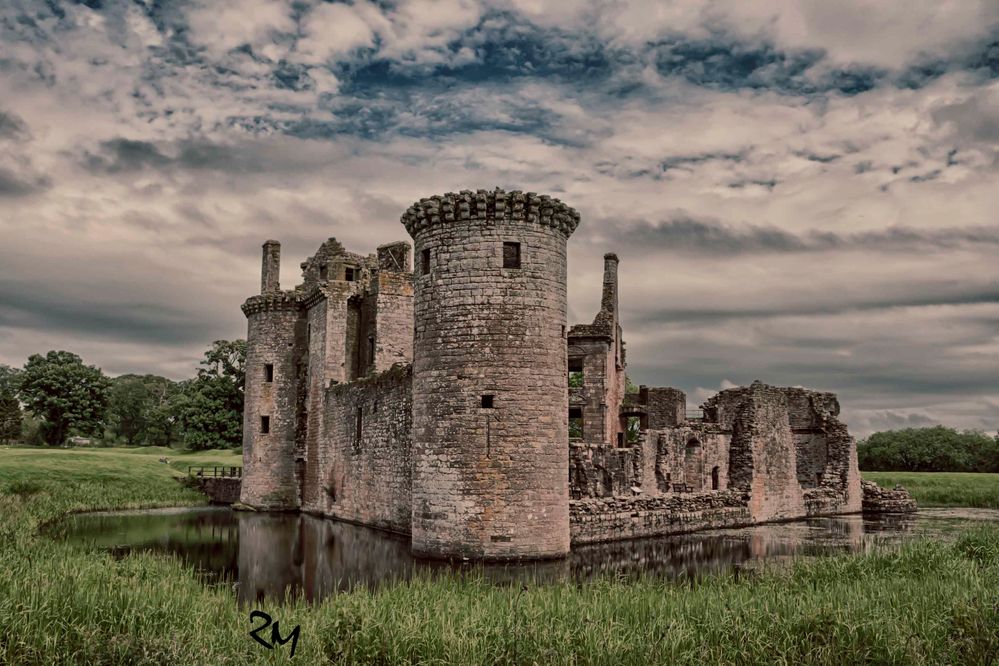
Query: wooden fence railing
xmin=187 ymin=465 xmax=243 ymax=479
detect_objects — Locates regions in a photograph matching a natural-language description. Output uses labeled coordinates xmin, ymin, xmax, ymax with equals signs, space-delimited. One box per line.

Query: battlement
xmin=241 ymin=292 xmax=299 ymax=316
xmin=401 ymin=189 xmax=580 ymax=238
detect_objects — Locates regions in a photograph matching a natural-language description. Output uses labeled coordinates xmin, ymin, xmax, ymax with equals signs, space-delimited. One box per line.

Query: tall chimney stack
xmin=261 ymin=240 xmax=281 ymax=294
xmin=601 ymin=252 xmax=619 ymax=324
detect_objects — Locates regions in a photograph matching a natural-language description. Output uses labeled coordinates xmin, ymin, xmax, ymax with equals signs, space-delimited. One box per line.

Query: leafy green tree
xmin=178 ymin=340 xmax=246 ymax=450
xmin=0 ymin=364 xmax=21 ymax=392
xmin=17 ymin=351 xmax=111 ymax=446
xmin=108 ymin=377 xmax=151 ymax=445
xmin=858 ymin=426 xmax=999 ymax=473
xmin=0 ymin=364 xmax=22 ymax=444
xmin=0 ymin=389 xmax=21 ymax=444
xmin=144 ymin=377 xmax=184 ymax=447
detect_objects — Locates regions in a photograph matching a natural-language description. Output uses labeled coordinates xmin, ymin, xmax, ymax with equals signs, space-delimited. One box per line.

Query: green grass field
xmin=1 ymin=447 xmax=997 ymax=664
xmin=862 ymin=471 xmax=999 ymax=509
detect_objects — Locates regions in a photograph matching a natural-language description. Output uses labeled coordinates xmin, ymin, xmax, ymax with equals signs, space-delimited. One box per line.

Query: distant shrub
xmin=858 ymin=426 xmax=999 ymax=472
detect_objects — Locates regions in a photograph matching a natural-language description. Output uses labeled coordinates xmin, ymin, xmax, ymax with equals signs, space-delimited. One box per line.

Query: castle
xmin=240 ymin=189 xmax=907 ymax=561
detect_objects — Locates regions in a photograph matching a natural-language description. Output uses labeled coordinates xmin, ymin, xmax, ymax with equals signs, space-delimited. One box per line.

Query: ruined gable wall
xmin=318 ymin=364 xmax=413 ymax=533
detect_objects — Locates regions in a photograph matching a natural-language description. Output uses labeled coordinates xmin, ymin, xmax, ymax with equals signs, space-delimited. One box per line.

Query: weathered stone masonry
xmin=240 ymin=187 xmax=913 ymax=561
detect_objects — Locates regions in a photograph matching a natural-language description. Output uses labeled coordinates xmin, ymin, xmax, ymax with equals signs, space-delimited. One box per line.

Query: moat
xmin=51 ymin=507 xmax=999 ymax=605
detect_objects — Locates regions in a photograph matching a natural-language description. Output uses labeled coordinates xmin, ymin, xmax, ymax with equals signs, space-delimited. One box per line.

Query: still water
xmin=51 ymin=507 xmax=998 ymax=605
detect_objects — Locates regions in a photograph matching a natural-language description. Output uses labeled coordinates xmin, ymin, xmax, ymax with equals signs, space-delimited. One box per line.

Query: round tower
xmin=402 ymin=189 xmax=580 ymax=560
xmin=240 ymin=240 xmax=302 ymax=510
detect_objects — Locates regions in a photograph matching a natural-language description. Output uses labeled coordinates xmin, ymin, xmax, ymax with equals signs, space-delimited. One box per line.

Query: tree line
xmin=0 ymin=340 xmax=245 ymax=450
xmin=857 ymin=426 xmax=999 ymax=473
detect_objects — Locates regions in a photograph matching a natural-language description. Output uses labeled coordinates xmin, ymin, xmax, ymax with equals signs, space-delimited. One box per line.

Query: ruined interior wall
xmin=795 ymin=433 xmax=828 ymax=488
xmin=728 ymin=385 xmax=804 ymax=522
xmin=356 ymin=294 xmax=378 ymax=378
xmin=319 ymin=365 xmax=413 ymax=533
xmin=568 ymin=338 xmax=611 ymax=445
xmin=652 ymin=428 xmax=731 ymax=493
xmin=645 ymin=388 xmax=686 ymax=429
xmin=569 ymin=442 xmax=643 ymax=498
xmin=606 ymin=341 xmax=626 ymax=446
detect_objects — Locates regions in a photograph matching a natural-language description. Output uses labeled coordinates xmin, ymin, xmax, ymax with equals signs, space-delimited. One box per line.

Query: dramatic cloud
xmin=0 ymin=0 xmax=996 ymax=436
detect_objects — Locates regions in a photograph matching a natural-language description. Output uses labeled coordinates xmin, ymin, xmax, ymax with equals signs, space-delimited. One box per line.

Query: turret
xmin=402 ymin=189 xmax=580 ymax=560
xmin=240 ymin=240 xmax=303 ymax=510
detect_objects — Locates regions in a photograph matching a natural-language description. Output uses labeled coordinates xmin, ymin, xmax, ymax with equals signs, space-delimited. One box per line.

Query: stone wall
xmin=405 ymin=189 xmax=578 ymax=560
xmin=311 ymin=364 xmax=413 ymax=533
xmin=570 ymin=492 xmax=751 ymax=544
xmin=729 ymin=383 xmax=805 ymax=522
xmin=651 ymin=427 xmax=730 ymax=493
xmin=373 ymin=269 xmax=414 ymax=371
xmin=569 ymin=442 xmax=644 ymax=498
xmin=194 ymin=477 xmax=241 ymax=504
xmin=645 ymin=387 xmax=687 ymax=429
xmin=861 ymin=480 xmax=917 ymax=513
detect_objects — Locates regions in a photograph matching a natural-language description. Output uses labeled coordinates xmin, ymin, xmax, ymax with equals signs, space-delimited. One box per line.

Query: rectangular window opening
xmin=345 ymin=267 xmax=356 ymax=282
xmin=568 ymin=358 xmax=584 ymax=388
xmin=264 ymin=363 xmax=274 ymax=383
xmin=260 ymin=416 xmax=270 ymax=434
xmin=503 ymin=242 xmax=521 ymax=269
xmin=481 ymin=394 xmax=494 ymax=409
xmin=625 ymin=415 xmax=641 ymax=444
xmin=569 ymin=407 xmax=583 ymax=439
xmin=319 ymin=266 xmax=328 ymax=280
xmin=421 ymin=248 xmax=431 ymax=275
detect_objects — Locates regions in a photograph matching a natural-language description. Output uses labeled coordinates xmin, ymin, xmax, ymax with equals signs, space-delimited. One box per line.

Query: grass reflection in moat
xmin=54 ymin=506 xmax=999 ymax=605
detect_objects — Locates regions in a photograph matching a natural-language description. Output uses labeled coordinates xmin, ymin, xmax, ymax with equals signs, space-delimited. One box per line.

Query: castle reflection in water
xmin=60 ymin=508 xmax=922 ymax=605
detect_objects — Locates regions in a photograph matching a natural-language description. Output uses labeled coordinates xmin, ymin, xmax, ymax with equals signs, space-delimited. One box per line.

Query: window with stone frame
xmin=260 ymin=416 xmax=270 ymax=434
xmin=421 ymin=248 xmax=431 ymax=275
xmin=264 ymin=363 xmax=274 ymax=383
xmin=503 ymin=241 xmax=521 ymax=269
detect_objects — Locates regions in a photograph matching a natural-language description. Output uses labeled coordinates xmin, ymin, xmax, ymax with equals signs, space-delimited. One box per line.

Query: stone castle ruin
xmin=240 ymin=189 xmax=912 ymax=561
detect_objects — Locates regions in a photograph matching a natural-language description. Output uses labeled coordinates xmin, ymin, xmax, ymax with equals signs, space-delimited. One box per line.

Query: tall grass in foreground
xmin=862 ymin=471 xmax=999 ymax=509
xmin=0 ymin=448 xmax=997 ymax=664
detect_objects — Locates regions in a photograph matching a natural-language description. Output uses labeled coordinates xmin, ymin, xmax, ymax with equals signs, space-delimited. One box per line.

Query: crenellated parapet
xmin=401 ymin=189 xmax=580 ymax=238
xmin=241 ymin=292 xmax=300 ymax=316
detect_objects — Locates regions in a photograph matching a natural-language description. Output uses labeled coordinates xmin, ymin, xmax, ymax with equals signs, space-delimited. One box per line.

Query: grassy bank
xmin=862 ymin=471 xmax=999 ymax=509
xmin=1 ymin=448 xmax=997 ymax=664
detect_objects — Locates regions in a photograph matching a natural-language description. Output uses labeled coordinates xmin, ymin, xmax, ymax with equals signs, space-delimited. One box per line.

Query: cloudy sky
xmin=1 ymin=0 xmax=997 ymax=436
